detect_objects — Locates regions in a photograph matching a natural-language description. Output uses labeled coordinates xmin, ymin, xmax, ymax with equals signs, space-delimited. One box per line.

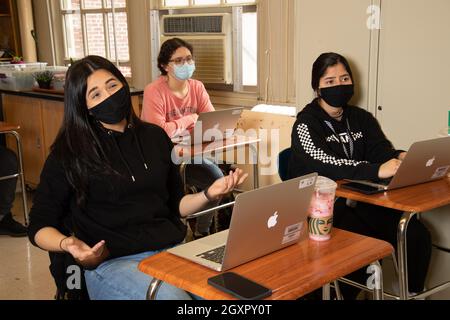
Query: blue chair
xmin=277 ymin=148 xmax=292 ymax=181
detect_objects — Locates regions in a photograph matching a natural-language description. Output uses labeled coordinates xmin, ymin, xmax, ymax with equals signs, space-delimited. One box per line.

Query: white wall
xmin=294 ymin=0 xmax=377 ymax=112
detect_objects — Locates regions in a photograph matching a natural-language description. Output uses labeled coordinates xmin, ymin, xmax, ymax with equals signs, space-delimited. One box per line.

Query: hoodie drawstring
xmin=129 ymin=124 xmax=149 ymax=170
xmin=106 ymin=124 xmax=150 ymax=183
xmin=108 ymin=130 xmax=136 ymax=182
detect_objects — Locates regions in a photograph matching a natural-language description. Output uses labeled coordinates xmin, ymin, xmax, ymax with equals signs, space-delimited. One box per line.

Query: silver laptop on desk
xmin=168 ymin=173 xmax=318 ymax=271
xmin=171 ymin=107 xmax=244 ymax=145
xmin=345 ymin=137 xmax=450 ymax=192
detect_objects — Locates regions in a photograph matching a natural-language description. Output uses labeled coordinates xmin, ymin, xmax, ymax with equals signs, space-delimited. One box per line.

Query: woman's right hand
xmin=378 ymin=158 xmax=402 ymax=179
xmin=61 ymin=236 xmax=108 ymax=269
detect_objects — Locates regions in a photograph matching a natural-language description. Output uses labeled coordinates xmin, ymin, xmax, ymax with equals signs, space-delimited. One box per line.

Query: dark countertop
xmin=0 ymin=88 xmax=143 ymax=102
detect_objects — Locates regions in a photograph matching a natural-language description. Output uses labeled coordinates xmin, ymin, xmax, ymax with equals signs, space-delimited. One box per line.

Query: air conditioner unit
xmin=160 ymin=13 xmax=232 ymax=84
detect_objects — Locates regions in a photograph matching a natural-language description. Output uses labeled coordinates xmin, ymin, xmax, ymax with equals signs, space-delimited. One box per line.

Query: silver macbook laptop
xmin=344 ymin=136 xmax=450 ymax=193
xmin=171 ymin=107 xmax=244 ymax=145
xmin=168 ymin=173 xmax=318 ymax=271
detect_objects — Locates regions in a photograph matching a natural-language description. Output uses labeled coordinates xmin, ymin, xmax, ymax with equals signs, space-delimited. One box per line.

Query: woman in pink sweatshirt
xmin=141 ymin=38 xmax=225 ymax=238
xmin=141 ymin=39 xmax=214 ymax=138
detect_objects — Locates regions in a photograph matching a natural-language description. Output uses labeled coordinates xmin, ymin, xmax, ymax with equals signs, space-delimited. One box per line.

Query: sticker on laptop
xmin=431 ymin=166 xmax=450 ymax=179
xmin=282 ymin=231 xmax=301 ymax=245
xmin=282 ymin=222 xmax=303 ymax=244
xmin=284 ymin=222 xmax=303 ymax=235
xmin=232 ymin=109 xmax=242 ymax=115
xmin=299 ymin=177 xmax=316 ymax=189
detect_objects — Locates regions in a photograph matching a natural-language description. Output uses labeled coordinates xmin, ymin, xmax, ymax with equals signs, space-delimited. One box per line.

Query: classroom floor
xmin=0 ymin=192 xmax=55 ymax=300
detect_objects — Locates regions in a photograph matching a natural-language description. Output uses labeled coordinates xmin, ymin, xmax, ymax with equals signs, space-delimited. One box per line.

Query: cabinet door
xmin=376 ymin=0 xmax=450 ymax=149
xmin=0 ymin=0 xmax=21 ymax=61
xmin=2 ymin=94 xmax=45 ymax=186
xmin=131 ymin=95 xmax=141 ymax=117
xmin=41 ymin=99 xmax=64 ymax=158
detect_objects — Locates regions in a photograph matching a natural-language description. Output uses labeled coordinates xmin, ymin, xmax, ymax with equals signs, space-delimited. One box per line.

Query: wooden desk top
xmin=0 ymin=121 xmax=20 ymax=132
xmin=138 ymin=228 xmax=393 ymax=300
xmin=173 ymin=135 xmax=260 ymax=159
xmin=336 ymin=178 xmax=450 ymax=212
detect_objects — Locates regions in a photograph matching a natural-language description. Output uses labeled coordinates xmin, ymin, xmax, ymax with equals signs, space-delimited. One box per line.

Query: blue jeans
xmin=84 ymin=250 xmax=194 ymax=300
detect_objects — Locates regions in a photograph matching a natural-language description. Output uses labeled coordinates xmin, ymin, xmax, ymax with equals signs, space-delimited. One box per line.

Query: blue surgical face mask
xmin=173 ymin=63 xmax=196 ymax=80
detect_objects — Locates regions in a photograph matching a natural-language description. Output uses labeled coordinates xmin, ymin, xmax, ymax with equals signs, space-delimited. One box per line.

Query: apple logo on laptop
xmin=426 ymin=157 xmax=436 ymax=167
xmin=267 ymin=212 xmax=278 ymax=229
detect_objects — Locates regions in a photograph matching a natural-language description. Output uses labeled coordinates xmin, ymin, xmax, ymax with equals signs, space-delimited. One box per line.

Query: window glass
xmin=61 ymin=0 xmax=80 ymax=10
xmin=82 ymin=0 xmax=102 ymax=9
xmin=107 ymin=12 xmax=130 ymax=61
xmin=63 ymin=14 xmax=84 ymax=58
xmin=85 ymin=13 xmax=106 ymax=57
xmin=242 ymin=11 xmax=257 ymax=86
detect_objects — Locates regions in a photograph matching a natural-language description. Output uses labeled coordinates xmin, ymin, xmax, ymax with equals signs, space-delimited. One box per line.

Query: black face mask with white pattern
xmin=319 ymin=84 xmax=354 ymax=108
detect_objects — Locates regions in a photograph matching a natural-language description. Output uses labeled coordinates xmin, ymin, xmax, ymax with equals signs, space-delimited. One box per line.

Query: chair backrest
xmin=278 ymin=148 xmax=292 ymax=181
xmin=236 ymin=110 xmax=296 ymax=188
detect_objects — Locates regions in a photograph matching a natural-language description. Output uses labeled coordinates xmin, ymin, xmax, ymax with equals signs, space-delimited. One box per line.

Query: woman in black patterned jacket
xmin=288 ymin=52 xmax=431 ymax=298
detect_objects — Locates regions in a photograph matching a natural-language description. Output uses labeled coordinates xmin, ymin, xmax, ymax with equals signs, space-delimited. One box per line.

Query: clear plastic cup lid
xmin=315 ymin=176 xmax=337 ymax=190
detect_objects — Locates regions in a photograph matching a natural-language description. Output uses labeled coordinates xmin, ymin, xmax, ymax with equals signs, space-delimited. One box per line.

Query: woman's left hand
xmin=206 ymin=168 xmax=248 ymax=201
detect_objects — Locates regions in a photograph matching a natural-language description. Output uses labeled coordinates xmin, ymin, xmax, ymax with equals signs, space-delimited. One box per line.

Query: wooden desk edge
xmin=336 ymin=178 xmax=450 ymax=213
xmin=138 ymin=231 xmax=393 ymax=300
xmin=0 ymin=121 xmax=21 ymax=132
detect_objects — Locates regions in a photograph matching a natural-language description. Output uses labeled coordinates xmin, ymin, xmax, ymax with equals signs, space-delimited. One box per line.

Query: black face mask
xmin=319 ymin=84 xmax=354 ymax=108
xmin=89 ymin=86 xmax=130 ymax=124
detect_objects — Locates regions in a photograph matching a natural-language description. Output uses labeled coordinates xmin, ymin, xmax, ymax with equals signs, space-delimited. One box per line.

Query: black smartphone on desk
xmin=341 ymin=181 xmax=384 ymax=195
xmin=207 ymin=272 xmax=272 ymax=300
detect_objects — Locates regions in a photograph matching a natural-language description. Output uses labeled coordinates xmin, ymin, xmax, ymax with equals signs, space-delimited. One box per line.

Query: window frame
xmin=59 ymin=0 xmax=131 ymax=77
xmin=157 ymin=1 xmax=258 ymax=93
xmin=160 ymin=0 xmax=258 ymax=9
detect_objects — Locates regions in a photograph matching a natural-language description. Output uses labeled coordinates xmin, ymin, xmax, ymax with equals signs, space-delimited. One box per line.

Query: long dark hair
xmin=157 ymin=37 xmax=194 ymax=75
xmin=51 ymin=55 xmax=141 ymax=207
xmin=311 ymin=52 xmax=354 ymax=91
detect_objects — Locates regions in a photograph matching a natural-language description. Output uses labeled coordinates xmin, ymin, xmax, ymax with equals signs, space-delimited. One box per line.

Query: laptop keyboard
xmin=196 ymin=245 xmax=226 ymax=264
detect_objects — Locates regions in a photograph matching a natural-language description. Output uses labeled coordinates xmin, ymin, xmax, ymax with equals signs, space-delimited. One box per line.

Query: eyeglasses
xmin=169 ymin=56 xmax=195 ymax=66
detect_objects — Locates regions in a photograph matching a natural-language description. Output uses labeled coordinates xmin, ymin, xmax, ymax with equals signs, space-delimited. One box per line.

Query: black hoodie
xmin=28 ymin=122 xmax=187 ymax=259
xmin=287 ymin=99 xmax=403 ymax=181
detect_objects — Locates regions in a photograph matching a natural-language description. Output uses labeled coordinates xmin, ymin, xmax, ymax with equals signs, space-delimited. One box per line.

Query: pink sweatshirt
xmin=141 ymin=76 xmax=214 ymax=138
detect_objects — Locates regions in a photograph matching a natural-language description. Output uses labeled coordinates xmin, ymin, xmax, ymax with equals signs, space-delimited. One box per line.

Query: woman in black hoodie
xmin=288 ymin=52 xmax=431 ymax=298
xmin=28 ymin=56 xmax=247 ymax=300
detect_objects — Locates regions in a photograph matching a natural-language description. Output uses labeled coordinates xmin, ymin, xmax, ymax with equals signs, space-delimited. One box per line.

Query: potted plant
xmin=10 ymin=56 xmax=24 ymax=64
xmin=33 ymin=70 xmax=54 ymax=89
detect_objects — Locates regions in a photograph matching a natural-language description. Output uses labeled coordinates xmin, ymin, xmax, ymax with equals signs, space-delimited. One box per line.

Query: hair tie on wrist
xmin=59 ymin=236 xmax=69 ymax=252
xmin=203 ymin=186 xmax=215 ymax=202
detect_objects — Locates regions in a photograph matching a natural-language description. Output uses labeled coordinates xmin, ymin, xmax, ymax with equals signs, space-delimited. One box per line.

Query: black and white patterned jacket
xmin=287 ymin=99 xmax=403 ymax=181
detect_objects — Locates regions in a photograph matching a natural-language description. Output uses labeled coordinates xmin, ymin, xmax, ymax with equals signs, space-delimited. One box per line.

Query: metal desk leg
xmin=391 ymin=252 xmax=399 ymax=276
xmin=322 ymin=283 xmax=331 ymax=300
xmin=179 ymin=161 xmax=188 ymax=194
xmin=397 ymin=211 xmax=417 ymax=300
xmin=146 ymin=278 xmax=163 ymax=300
xmin=333 ymin=280 xmax=343 ymax=300
xmin=11 ymin=131 xmax=28 ymax=225
xmin=371 ymin=261 xmax=384 ymax=300
xmin=249 ymin=143 xmax=259 ymax=189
